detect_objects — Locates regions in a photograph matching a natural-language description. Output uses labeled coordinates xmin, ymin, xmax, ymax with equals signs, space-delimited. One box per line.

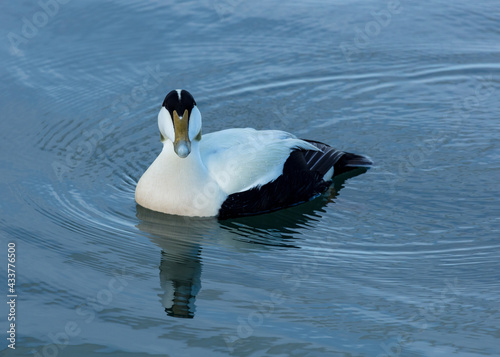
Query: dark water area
xmin=1 ymin=0 xmax=499 ymax=356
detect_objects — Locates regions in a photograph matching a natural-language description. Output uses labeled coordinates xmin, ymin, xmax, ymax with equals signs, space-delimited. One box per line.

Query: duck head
xmin=158 ymin=89 xmax=202 ymax=158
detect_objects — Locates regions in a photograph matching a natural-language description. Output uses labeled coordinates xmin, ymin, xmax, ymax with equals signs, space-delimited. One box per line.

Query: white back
xmin=200 ymin=128 xmax=318 ymax=194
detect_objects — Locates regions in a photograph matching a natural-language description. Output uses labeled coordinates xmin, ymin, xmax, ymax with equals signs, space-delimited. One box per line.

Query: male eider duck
xmin=135 ymin=89 xmax=372 ymax=219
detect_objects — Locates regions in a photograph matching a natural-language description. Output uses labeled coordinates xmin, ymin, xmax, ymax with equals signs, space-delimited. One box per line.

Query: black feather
xmin=218 ymin=139 xmax=372 ymax=219
xmin=303 ymin=139 xmax=373 ymax=176
xmin=162 ymin=90 xmax=196 ymax=121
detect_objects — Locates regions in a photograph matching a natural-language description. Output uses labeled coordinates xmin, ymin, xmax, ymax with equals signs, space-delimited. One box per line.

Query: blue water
xmin=1 ymin=0 xmax=499 ymax=356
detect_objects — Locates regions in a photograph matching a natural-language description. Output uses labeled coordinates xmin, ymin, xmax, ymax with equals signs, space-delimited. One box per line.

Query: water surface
xmin=1 ymin=0 xmax=499 ymax=356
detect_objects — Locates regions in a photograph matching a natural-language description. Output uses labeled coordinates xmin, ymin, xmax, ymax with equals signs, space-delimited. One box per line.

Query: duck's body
xmin=135 ymin=90 xmax=372 ymax=219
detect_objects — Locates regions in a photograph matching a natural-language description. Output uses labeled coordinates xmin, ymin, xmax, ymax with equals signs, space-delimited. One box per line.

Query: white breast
xmin=135 ymin=141 xmax=226 ymax=217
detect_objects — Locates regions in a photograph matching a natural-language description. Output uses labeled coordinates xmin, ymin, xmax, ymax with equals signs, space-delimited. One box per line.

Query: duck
xmin=135 ymin=89 xmax=372 ymax=219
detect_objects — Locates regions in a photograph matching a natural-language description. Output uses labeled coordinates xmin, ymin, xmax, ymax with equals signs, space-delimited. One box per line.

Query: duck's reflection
xmin=159 ymin=248 xmax=201 ymax=318
xmin=136 ymin=208 xmax=213 ymax=318
xmin=136 ymin=168 xmax=368 ymax=318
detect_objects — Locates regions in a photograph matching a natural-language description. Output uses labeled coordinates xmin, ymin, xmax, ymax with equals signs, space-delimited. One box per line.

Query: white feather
xmin=189 ymin=106 xmax=202 ymax=141
xmin=323 ymin=166 xmax=334 ymax=181
xmin=201 ymin=128 xmax=319 ymax=194
xmin=135 ymin=140 xmax=226 ymax=217
xmin=136 ymin=126 xmax=320 ymax=217
xmin=158 ymin=107 xmax=175 ymax=142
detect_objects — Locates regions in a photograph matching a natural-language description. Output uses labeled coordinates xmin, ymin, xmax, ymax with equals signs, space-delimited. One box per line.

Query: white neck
xmin=135 ymin=139 xmax=225 ymax=217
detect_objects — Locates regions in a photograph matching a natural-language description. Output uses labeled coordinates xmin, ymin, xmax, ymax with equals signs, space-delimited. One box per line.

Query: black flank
xmin=218 ymin=140 xmax=372 ymax=219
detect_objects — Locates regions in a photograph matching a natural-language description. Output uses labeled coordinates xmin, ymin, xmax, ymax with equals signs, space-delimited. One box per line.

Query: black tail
xmin=302 ymin=139 xmax=372 ymax=178
xmin=333 ymin=151 xmax=373 ymax=176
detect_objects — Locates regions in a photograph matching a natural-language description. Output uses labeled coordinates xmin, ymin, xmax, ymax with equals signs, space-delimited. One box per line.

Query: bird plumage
xmin=135 ymin=89 xmax=372 ymax=219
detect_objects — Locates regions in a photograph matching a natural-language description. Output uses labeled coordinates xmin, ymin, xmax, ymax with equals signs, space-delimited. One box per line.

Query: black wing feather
xmin=218 ymin=139 xmax=372 ymax=219
xmin=303 ymin=139 xmax=373 ymax=176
